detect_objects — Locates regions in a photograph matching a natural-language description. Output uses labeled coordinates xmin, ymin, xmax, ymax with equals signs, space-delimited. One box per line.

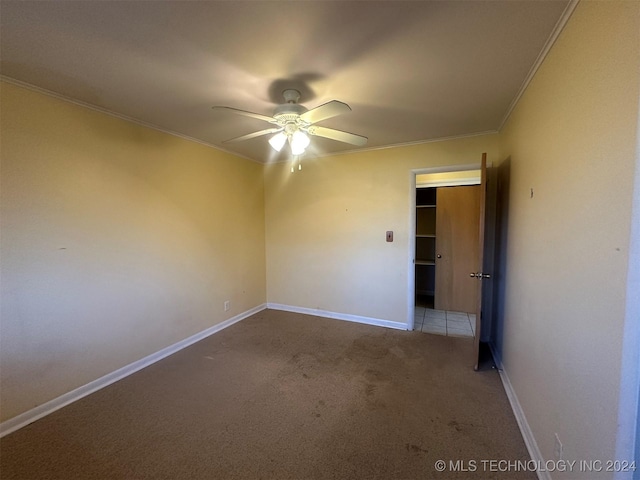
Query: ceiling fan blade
xmin=299 ymin=100 xmax=352 ymax=124
xmin=212 ymin=106 xmax=276 ymax=124
xmin=224 ymin=127 xmax=282 ymax=143
xmin=307 ymin=126 xmax=368 ymax=146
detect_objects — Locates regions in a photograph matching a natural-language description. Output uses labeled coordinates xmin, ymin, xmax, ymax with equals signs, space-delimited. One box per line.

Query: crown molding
xmin=265 ymin=130 xmax=499 ymax=165
xmin=498 ymin=0 xmax=580 ymax=131
xmin=318 ymin=130 xmax=499 ymax=158
xmin=0 ymin=75 xmax=260 ymax=164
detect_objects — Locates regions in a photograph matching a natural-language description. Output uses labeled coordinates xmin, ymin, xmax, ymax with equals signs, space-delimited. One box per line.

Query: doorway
xmin=408 ymin=165 xmax=482 ymax=335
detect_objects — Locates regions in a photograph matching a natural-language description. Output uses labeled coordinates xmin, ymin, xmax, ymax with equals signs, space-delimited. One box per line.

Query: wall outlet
xmin=553 ymin=433 xmax=563 ymax=460
xmin=224 ymin=301 xmax=230 ymax=312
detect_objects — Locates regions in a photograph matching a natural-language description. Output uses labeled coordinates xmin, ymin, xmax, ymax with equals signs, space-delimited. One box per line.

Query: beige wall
xmin=0 ymin=82 xmax=266 ymax=421
xmin=497 ymin=1 xmax=639 ymax=473
xmin=264 ymin=136 xmax=499 ymax=324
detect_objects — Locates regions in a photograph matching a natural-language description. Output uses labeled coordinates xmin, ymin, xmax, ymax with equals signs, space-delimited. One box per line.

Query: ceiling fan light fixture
xmin=290 ymin=130 xmax=310 ymax=155
xmin=268 ymin=132 xmax=287 ymax=152
xmin=215 ymin=89 xmax=367 ymax=158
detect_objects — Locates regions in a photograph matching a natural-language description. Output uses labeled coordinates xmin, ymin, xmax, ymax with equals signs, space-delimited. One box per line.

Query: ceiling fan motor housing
xmin=273 ymin=105 xmax=308 ymax=118
xmin=273 ymin=90 xmax=309 ymax=131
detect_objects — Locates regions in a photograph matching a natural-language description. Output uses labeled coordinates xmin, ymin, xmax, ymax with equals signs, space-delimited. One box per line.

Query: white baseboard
xmin=489 ymin=342 xmax=549 ymax=480
xmin=266 ymin=303 xmax=408 ymax=331
xmin=0 ymin=303 xmax=267 ymax=438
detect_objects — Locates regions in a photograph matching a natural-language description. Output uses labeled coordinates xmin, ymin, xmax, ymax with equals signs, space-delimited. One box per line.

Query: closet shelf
xmin=416 ymin=234 xmax=436 ymax=238
xmin=416 ymin=204 xmax=436 ymax=208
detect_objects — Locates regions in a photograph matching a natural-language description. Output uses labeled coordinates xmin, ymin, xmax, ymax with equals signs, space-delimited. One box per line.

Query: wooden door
xmin=434 ymin=185 xmax=480 ymax=313
xmin=473 ymin=153 xmax=488 ymax=370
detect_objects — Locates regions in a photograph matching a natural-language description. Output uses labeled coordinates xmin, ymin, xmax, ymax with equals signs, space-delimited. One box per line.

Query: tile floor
xmin=414 ymin=307 xmax=476 ymax=338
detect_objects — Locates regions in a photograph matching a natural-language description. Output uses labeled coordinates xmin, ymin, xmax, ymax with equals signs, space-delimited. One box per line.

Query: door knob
xmin=436 ymin=254 xmax=442 ymax=258
xmin=470 ymin=272 xmax=491 ymax=279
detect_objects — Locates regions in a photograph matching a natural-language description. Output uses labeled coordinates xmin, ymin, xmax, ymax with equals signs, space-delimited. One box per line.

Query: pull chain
xmin=291 ymin=156 xmax=303 ymax=173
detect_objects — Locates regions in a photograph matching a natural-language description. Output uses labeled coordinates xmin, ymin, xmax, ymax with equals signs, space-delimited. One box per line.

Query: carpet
xmin=0 ymin=309 xmax=534 ymax=479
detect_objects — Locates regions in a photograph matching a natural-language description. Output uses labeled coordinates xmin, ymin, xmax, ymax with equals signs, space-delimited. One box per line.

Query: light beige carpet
xmin=1 ymin=309 xmax=534 ymax=479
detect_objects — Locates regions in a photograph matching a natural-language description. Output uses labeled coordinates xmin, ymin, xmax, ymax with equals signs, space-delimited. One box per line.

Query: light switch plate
xmin=386 ymin=231 xmax=393 ymax=242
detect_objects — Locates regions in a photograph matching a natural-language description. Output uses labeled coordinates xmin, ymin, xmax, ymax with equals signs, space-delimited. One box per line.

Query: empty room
xmin=1 ymin=1 xmax=639 ymax=479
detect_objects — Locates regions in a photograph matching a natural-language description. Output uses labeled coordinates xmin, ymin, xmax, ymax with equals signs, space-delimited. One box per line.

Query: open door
xmin=472 ymin=153 xmax=489 ymax=370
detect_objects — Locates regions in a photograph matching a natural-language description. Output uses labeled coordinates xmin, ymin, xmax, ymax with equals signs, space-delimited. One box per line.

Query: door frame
xmin=407 ymin=163 xmax=485 ymax=331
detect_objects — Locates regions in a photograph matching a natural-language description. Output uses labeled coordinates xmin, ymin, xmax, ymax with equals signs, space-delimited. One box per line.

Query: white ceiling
xmin=0 ymin=1 xmax=571 ymax=163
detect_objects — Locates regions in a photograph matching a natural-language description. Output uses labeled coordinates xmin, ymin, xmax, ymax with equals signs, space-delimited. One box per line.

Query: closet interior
xmin=414 ymin=183 xmax=480 ymax=337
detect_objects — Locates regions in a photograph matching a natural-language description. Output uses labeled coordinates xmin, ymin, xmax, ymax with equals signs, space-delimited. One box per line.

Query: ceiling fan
xmin=212 ymin=89 xmax=367 ymax=156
